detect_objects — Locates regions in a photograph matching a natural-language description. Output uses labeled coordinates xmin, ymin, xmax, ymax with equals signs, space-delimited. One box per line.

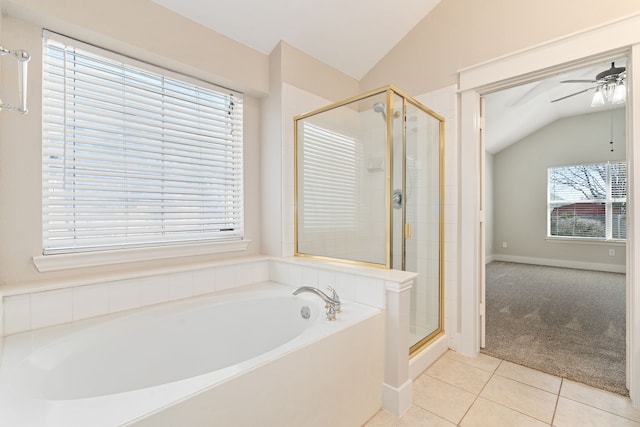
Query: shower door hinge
xmin=479 ymin=302 xmax=486 ymax=316
xmin=404 ymin=223 xmax=411 ymax=239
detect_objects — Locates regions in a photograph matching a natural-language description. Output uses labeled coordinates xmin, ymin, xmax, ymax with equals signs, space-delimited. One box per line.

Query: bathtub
xmin=0 ymin=282 xmax=385 ymax=426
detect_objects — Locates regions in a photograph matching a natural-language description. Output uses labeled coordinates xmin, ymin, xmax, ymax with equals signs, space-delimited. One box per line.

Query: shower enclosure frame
xmin=293 ymin=85 xmax=445 ymax=354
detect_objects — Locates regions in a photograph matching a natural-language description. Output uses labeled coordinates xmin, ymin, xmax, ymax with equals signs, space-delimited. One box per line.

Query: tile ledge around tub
xmin=276 ymin=256 xmax=418 ymax=283
xmin=1 ymin=255 xmax=271 ymax=297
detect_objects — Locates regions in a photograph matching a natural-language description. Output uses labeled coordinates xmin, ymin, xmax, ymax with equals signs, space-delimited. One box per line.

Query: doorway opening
xmin=481 ymin=57 xmax=628 ymax=394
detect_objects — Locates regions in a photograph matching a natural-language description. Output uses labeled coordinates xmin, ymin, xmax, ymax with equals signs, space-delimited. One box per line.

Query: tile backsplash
xmin=1 ymin=255 xmax=412 ymax=336
xmin=2 ymin=256 xmax=270 ymax=336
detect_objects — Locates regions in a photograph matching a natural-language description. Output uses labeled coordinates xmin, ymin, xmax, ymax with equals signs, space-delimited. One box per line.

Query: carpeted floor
xmin=482 ymin=261 xmax=627 ymax=395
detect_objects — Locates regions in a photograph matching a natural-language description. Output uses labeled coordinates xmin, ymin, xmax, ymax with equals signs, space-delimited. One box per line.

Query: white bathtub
xmin=0 ymin=282 xmax=385 ymax=426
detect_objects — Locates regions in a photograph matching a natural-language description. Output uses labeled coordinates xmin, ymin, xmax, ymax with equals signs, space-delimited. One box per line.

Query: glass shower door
xmin=403 ymin=101 xmax=443 ymax=350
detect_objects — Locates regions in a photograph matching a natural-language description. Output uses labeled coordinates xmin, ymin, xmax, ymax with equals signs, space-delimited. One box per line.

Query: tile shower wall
xmin=2 ymin=257 xmax=270 ymax=336
xmin=408 ymin=113 xmax=443 ymax=339
xmin=270 ymin=257 xmax=387 ymax=309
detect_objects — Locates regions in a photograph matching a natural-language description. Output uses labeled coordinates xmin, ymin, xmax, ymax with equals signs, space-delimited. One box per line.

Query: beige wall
xmin=361 ymin=0 xmax=640 ymax=95
xmin=3 ymin=0 xmax=269 ymax=96
xmin=492 ymin=108 xmax=626 ymax=269
xmin=279 ymin=42 xmax=359 ymax=104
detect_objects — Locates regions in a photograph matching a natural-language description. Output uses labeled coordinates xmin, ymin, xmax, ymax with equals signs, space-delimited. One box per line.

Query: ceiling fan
xmin=551 ymin=62 xmax=626 ymax=104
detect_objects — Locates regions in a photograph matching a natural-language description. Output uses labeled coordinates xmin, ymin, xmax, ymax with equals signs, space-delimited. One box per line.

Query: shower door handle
xmin=404 ymin=223 xmax=411 ymax=239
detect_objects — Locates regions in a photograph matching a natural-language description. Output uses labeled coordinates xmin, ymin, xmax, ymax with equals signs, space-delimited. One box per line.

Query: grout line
xmin=474 ymin=360 xmax=558 ymax=425
xmin=456 ymin=359 xmax=503 ymax=425
xmin=558 ymin=394 xmax=640 ymax=423
xmin=491 ymin=371 xmax=562 ymax=395
xmin=551 ymin=378 xmax=563 ymax=426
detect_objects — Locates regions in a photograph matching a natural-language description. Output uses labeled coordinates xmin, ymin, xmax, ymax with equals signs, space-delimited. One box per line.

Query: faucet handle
xmin=325 ymin=303 xmax=336 ymax=321
xmin=327 ymin=286 xmax=341 ymax=313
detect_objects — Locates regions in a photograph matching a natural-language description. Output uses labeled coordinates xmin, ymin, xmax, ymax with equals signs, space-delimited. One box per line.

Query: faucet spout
xmin=292 ymin=286 xmax=338 ymax=305
xmin=292 ymin=286 xmax=340 ymax=320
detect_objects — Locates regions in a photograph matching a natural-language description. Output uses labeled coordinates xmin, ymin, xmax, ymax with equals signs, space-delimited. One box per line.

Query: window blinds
xmin=42 ymin=31 xmax=244 ymax=254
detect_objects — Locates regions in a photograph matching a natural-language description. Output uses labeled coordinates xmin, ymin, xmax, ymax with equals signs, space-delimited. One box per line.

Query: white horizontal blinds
xmin=42 ymin=32 xmax=243 ymax=254
xmin=301 ymin=123 xmax=358 ymax=229
xmin=548 ymin=161 xmax=626 ymax=240
xmin=610 ymin=161 xmax=627 ymax=239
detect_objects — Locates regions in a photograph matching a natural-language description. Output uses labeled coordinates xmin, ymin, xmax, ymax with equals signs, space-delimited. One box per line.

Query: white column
xmin=381 ymin=277 xmax=414 ymax=417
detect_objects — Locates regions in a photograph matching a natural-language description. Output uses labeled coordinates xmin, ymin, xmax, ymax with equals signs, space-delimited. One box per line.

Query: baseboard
xmin=409 ymin=334 xmax=448 ymax=380
xmin=491 ymin=254 xmax=625 ymax=274
xmin=381 ymin=379 xmax=413 ymax=417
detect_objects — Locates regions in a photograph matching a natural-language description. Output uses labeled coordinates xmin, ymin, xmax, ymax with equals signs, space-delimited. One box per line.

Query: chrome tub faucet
xmin=292 ymin=286 xmax=341 ymax=321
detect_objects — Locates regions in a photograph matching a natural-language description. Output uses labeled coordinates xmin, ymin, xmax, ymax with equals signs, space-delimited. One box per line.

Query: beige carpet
xmin=482 ymin=261 xmax=627 ymax=395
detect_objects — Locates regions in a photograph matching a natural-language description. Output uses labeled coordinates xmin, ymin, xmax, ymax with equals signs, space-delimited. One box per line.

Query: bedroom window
xmin=548 ymin=161 xmax=626 ymax=241
xmin=42 ymin=31 xmax=244 ymax=255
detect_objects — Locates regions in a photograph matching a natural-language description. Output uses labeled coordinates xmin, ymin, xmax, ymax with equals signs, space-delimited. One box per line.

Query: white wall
xmin=492 ymin=108 xmax=626 ymax=271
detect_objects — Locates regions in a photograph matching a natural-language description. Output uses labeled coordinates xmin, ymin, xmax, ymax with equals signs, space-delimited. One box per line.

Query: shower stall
xmin=294 ymin=85 xmax=444 ymax=353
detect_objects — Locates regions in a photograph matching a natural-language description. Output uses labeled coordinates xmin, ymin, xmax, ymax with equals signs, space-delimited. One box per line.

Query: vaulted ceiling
xmin=484 ymin=57 xmax=627 ymax=153
xmin=152 ymin=0 xmax=441 ymax=80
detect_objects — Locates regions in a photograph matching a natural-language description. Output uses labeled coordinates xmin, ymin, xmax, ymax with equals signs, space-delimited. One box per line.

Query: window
xmin=299 ymin=123 xmax=359 ymax=229
xmin=42 ymin=31 xmax=243 ymax=255
xmin=548 ymin=161 xmax=626 ymax=240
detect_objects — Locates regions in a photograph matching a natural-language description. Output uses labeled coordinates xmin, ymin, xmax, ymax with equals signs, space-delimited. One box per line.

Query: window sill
xmin=32 ymin=239 xmax=252 ymax=272
xmin=545 ymin=237 xmax=626 ymax=246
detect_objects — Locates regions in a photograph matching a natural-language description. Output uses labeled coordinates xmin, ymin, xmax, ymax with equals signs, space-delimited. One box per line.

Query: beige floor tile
xmin=445 ymin=350 xmax=501 ymax=373
xmin=413 ymin=375 xmax=477 ymax=424
xmin=554 ymin=396 xmax=640 ymax=427
xmin=364 ymin=409 xmax=398 ymax=426
xmin=398 ymin=406 xmax=456 ymax=426
xmin=480 ymin=375 xmax=557 ymax=424
xmin=560 ymin=380 xmax=640 ymax=422
xmin=364 ymin=405 xmax=456 ymax=427
xmin=427 ymin=356 xmax=493 ymax=394
xmin=495 ymin=361 xmax=561 ymax=394
xmin=460 ymin=397 xmax=550 ymax=427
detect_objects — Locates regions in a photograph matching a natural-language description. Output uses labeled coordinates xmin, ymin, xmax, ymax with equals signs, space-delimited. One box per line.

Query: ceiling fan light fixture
xmin=603 ymin=81 xmax=617 ymax=102
xmin=591 ymin=88 xmax=604 ymax=107
xmin=612 ymin=81 xmax=626 ymax=104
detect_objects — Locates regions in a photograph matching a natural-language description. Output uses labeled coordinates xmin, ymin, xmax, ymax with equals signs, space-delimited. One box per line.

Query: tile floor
xmin=365 ymin=350 xmax=640 ymax=426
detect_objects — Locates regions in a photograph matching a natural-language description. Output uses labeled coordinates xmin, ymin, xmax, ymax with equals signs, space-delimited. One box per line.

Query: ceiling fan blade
xmin=560 ymin=79 xmax=597 ymax=84
xmin=550 ymin=87 xmax=594 ymax=103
